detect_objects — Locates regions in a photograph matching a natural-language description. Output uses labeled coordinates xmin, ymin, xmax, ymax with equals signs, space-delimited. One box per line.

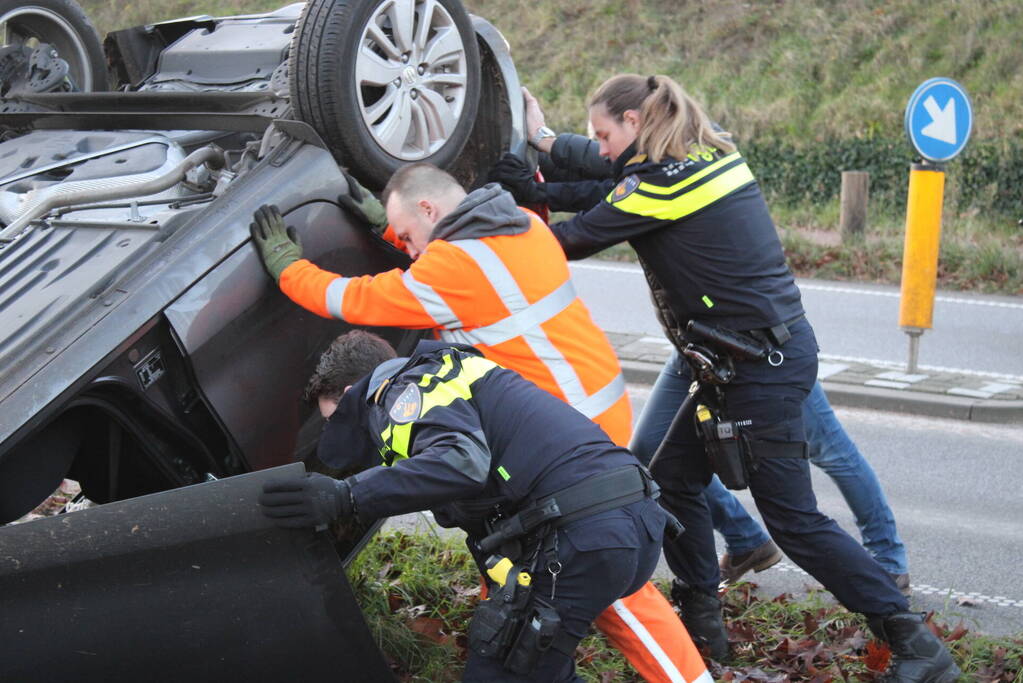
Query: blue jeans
xmin=631 ymin=350 xmax=909 ymax=575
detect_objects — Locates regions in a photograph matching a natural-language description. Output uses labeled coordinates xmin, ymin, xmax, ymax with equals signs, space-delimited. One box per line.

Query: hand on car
xmin=337 ymin=169 xmax=388 ymax=232
xmin=259 ymin=472 xmax=354 ymax=529
xmin=488 ymin=153 xmax=547 ymax=205
xmin=250 ymin=204 xmax=303 ymax=282
xmin=522 ymin=86 xmax=547 ymax=144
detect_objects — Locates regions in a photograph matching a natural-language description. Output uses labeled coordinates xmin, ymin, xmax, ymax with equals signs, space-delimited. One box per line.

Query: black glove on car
xmin=488 ymin=152 xmax=547 ymax=205
xmin=337 ymin=168 xmax=388 ymax=232
xmin=259 ymin=472 xmax=354 ymax=529
xmin=250 ymin=204 xmax=303 ymax=282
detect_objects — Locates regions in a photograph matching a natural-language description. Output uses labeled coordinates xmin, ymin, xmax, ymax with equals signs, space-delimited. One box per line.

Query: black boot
xmin=868 ymin=612 xmax=961 ymax=682
xmin=670 ymin=579 xmax=730 ymax=661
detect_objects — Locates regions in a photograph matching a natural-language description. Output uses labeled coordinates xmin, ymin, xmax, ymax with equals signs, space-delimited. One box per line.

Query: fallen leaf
xmin=409 ymin=616 xmax=447 ymax=644
xmin=863 ymin=640 xmax=891 ymax=673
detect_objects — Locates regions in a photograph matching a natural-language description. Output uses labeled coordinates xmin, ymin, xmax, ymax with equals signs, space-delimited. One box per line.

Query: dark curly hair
xmin=303 ymin=330 xmax=397 ymax=403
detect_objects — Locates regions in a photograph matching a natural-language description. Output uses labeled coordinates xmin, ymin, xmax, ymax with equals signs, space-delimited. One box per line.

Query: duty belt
xmin=477 ymin=465 xmax=657 ymax=555
xmin=744 ymin=314 xmax=805 ymax=348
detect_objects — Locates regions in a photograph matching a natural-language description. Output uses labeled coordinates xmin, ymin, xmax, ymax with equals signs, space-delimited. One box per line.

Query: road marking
xmin=767 ymin=560 xmax=1023 ymax=609
xmin=797 ymin=282 xmax=1023 ymax=312
xmin=572 ymin=262 xmax=1023 ymax=310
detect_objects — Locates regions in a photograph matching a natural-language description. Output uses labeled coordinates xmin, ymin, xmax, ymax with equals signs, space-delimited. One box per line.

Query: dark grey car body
xmin=0 ymin=3 xmax=522 ymax=522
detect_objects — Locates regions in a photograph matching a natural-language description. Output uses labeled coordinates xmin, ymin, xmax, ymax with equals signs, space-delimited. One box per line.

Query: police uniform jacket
xmin=548 ymin=139 xmax=805 ymax=349
xmin=537 ymin=134 xmax=615 ymax=212
xmin=317 ymin=341 xmax=639 ymax=536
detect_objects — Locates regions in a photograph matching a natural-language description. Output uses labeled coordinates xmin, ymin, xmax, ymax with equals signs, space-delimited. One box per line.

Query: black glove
xmin=337 ymin=169 xmax=388 ymax=232
xmin=249 ymin=204 xmax=302 ymax=282
xmin=259 ymin=472 xmax=354 ymax=529
xmin=488 ymin=152 xmax=547 ymax=205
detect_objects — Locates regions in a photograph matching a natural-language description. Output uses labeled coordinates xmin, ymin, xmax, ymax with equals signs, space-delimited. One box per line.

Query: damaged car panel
xmin=0 ymin=463 xmax=397 ymax=682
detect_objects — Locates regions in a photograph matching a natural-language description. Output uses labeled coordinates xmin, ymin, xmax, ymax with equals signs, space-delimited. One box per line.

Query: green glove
xmin=250 ymin=204 xmax=302 ymax=282
xmin=337 ymin=169 xmax=388 ymax=232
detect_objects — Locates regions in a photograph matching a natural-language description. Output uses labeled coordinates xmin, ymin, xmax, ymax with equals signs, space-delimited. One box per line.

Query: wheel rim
xmin=0 ymin=6 xmax=95 ymax=91
xmin=356 ymin=0 xmax=469 ymax=160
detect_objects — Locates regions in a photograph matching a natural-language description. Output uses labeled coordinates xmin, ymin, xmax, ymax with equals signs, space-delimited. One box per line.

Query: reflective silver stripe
xmin=610 ymin=599 xmax=691 ymax=683
xmin=456 ymin=279 xmax=576 ymax=347
xmin=325 ymin=277 xmax=351 ymax=319
xmin=402 ymin=269 xmax=460 ymax=327
xmin=438 ymin=430 xmax=491 ymax=485
xmin=573 ymin=373 xmax=627 ymax=419
xmin=449 ymin=239 xmax=588 ymax=406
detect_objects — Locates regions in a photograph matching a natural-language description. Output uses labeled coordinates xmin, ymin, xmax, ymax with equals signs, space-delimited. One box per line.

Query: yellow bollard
xmin=898 ymin=163 xmax=945 ymax=371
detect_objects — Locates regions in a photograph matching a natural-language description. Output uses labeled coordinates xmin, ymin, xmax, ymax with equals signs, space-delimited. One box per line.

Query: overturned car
xmin=0 ymin=0 xmax=523 ymax=677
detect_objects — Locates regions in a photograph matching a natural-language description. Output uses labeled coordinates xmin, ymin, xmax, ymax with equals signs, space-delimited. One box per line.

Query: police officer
xmin=494 ymin=93 xmax=914 ymax=592
xmin=259 ymin=330 xmax=668 ymax=683
xmin=488 ymin=73 xmax=958 ymax=682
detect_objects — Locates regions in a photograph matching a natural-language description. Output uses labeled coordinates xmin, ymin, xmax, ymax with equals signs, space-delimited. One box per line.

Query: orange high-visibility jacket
xmin=278 ymin=188 xmax=631 ymax=446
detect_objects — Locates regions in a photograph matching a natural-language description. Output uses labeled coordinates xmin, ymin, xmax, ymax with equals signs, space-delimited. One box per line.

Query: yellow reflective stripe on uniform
xmin=419 ymin=355 xmax=495 ymax=418
xmin=389 ymin=422 xmax=412 ymax=460
xmin=419 ymin=352 xmax=455 ymax=387
xmin=378 ymin=355 xmax=495 ymax=464
xmin=614 ymin=163 xmax=755 ymax=221
xmin=634 ymin=152 xmax=742 ymax=196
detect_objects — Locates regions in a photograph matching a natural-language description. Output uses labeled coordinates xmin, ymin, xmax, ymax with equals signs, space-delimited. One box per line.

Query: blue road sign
xmin=904 ymin=78 xmax=973 ymax=163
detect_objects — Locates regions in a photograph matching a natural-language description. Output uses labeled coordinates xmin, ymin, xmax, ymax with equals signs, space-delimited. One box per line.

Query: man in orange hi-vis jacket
xmin=249 ymin=163 xmax=713 ymax=683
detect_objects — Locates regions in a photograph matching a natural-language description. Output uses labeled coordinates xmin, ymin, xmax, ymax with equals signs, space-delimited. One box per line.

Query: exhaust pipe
xmin=0 ymin=145 xmax=226 ymax=243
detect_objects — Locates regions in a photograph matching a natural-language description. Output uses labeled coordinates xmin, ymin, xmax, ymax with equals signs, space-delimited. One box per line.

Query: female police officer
xmin=533 ymin=74 xmax=958 ymax=681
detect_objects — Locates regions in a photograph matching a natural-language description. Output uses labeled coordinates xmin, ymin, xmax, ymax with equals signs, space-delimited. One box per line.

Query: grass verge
xmin=350 ymin=529 xmax=1023 ymax=682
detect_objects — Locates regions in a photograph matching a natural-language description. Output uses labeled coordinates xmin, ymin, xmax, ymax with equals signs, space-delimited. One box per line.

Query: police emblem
xmin=611 ymin=174 xmax=640 ymax=202
xmin=389 ymin=383 xmax=422 ymax=423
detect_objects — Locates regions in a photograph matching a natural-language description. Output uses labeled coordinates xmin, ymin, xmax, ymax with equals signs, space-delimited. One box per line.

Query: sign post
xmin=899 ymin=78 xmax=972 ymax=372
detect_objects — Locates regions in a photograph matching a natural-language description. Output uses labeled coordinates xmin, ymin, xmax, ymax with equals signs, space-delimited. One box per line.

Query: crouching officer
xmin=259 ymin=331 xmax=671 ymax=683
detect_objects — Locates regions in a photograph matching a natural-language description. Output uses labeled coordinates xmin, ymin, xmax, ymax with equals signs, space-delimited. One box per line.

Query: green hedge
xmin=743 ymin=137 xmax=1023 ymax=218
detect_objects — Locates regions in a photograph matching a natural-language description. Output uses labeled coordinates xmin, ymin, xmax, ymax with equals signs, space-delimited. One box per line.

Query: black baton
xmin=646 ymin=381 xmax=702 ymax=472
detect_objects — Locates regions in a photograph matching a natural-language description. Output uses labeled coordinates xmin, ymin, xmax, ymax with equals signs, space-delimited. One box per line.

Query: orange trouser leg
xmin=593 ymin=581 xmax=712 ymax=683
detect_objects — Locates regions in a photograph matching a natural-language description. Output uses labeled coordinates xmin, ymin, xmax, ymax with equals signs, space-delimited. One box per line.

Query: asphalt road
xmin=570 ymin=259 xmax=1023 ymax=381
xmin=629 ymin=384 xmax=1023 ymax=638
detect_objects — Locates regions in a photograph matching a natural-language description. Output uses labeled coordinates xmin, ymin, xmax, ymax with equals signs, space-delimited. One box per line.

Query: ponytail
xmin=588 ymin=74 xmax=735 ymax=163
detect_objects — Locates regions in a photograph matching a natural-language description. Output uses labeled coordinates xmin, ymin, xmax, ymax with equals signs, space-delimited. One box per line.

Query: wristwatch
xmin=530 ymin=125 xmax=556 ymax=149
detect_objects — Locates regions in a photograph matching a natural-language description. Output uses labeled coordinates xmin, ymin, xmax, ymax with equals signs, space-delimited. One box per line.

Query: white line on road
xmin=800 ymin=283 xmax=1023 ymax=310
xmin=768 ymin=560 xmax=1023 ymax=610
xmin=571 ymin=262 xmax=1023 ymax=310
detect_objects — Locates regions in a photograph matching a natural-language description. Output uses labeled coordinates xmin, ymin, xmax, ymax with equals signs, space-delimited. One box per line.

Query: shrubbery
xmin=745 ymin=137 xmax=1023 ymax=219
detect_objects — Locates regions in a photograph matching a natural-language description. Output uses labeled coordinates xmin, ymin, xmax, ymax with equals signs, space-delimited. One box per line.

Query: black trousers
xmin=462 ymin=497 xmax=665 ymax=682
xmin=647 ymin=319 xmax=908 ymax=617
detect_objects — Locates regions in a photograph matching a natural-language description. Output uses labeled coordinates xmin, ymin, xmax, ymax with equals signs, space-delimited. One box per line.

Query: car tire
xmin=290 ymin=0 xmax=481 ymax=189
xmin=0 ymin=0 xmax=107 ymax=93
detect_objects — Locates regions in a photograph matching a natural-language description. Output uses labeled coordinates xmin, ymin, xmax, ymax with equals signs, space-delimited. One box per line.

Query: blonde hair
xmin=588 ymin=74 xmax=735 ymax=163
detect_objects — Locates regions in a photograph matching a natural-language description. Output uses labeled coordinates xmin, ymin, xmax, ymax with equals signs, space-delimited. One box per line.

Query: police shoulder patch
xmin=388 ymin=383 xmax=422 ymax=424
xmin=611 ymin=174 xmax=640 ymax=203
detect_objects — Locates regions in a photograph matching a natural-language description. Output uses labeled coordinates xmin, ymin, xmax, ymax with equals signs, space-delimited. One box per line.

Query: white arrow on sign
xmin=921 ymin=95 xmax=957 ymax=144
